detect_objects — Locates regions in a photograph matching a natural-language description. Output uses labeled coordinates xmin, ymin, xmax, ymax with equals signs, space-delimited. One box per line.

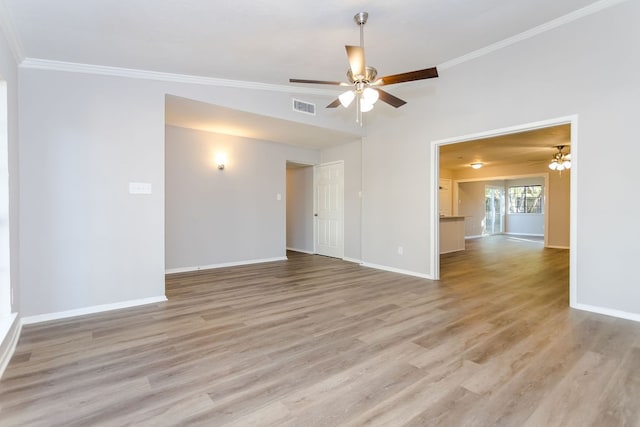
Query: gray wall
xmin=8 ymin=1 xmax=639 ymax=320
xmin=17 ymin=68 xmax=351 ymax=317
xmin=456 ymin=178 xmax=548 ymax=238
xmin=165 ymin=125 xmax=319 ymax=270
xmin=362 ymin=1 xmax=639 ymax=315
xmin=19 ymin=71 xmax=166 ymax=316
xmin=458 ymin=180 xmax=504 ymax=237
xmin=504 ymin=177 xmax=545 ymax=236
xmin=286 ymin=166 xmax=314 ymax=253
xmin=453 ymin=164 xmax=569 ymax=247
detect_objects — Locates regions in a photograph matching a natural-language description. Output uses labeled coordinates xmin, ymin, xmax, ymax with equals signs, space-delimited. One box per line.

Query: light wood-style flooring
xmin=1 ymin=236 xmax=640 ymax=426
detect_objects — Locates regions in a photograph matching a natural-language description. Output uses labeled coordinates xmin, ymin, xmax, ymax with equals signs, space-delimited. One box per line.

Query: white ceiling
xmin=2 ymin=0 xmax=598 ymax=149
xmin=4 ymin=0 xmax=600 ymax=84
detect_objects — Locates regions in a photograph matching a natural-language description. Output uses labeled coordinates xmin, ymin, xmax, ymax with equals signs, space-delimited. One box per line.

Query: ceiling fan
xmin=289 ymin=12 xmax=439 ymax=124
xmin=549 ymin=145 xmax=571 ymax=171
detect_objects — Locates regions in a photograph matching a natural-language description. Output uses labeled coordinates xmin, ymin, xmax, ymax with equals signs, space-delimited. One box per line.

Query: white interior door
xmin=314 ymin=161 xmax=344 ymax=258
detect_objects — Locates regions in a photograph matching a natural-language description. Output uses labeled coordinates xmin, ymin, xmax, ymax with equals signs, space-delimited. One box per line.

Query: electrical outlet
xmin=398 ymin=246 xmax=404 ymax=255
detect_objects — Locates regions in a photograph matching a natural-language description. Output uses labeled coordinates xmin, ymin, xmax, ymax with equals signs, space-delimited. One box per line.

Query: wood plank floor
xmin=2 ymin=235 xmax=640 ymax=426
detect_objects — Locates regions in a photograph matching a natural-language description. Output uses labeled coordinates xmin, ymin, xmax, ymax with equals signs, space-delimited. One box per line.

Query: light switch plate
xmin=129 ymin=182 xmax=152 ymax=194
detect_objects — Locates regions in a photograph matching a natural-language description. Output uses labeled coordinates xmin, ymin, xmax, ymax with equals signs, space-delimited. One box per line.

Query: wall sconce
xmin=216 ymin=153 xmax=227 ymax=170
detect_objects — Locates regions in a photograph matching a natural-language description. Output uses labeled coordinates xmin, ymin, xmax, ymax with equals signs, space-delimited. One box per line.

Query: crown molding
xmin=0 ymin=0 xmax=25 ymax=63
xmin=14 ymin=0 xmax=628 ymax=92
xmin=439 ymin=0 xmax=629 ymax=71
xmin=19 ymin=58 xmax=340 ymax=96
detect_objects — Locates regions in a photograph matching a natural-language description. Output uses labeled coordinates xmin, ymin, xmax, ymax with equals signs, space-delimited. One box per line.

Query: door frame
xmin=430 ymin=115 xmax=578 ymax=308
xmin=313 ymin=160 xmax=345 ymax=259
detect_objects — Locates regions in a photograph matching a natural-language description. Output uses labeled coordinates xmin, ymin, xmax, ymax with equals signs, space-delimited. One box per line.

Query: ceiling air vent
xmin=292 ymin=99 xmax=316 ymax=116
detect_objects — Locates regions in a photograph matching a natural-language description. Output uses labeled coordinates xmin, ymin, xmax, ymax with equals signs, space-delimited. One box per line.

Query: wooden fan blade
xmin=376 ymin=89 xmax=407 ymax=108
xmin=289 ymin=78 xmax=345 ymax=85
xmin=326 ymin=99 xmax=341 ymax=108
xmin=345 ymin=45 xmax=366 ymax=79
xmin=375 ymin=67 xmax=438 ymax=86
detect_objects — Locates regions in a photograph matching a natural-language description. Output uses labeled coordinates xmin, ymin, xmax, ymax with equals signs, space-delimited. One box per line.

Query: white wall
xmin=361 ymin=1 xmax=640 ymax=316
xmin=286 ymin=166 xmax=314 ymax=253
xmin=165 ymin=125 xmax=319 ymax=270
xmin=321 ymin=140 xmax=362 ymax=262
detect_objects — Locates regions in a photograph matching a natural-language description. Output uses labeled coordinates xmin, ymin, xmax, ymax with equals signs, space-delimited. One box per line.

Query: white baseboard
xmin=343 ymin=257 xmax=362 ymax=264
xmin=465 ymin=235 xmax=485 ymax=240
xmin=572 ymin=302 xmax=640 ymax=323
xmin=0 ymin=313 xmax=21 ymax=379
xmin=165 ymin=257 xmax=287 ymax=274
xmin=286 ymin=247 xmax=314 ymax=255
xmin=21 ymin=295 xmax=168 ymax=325
xmin=361 ymin=262 xmax=434 ymax=280
xmin=504 ymin=233 xmax=544 ymax=237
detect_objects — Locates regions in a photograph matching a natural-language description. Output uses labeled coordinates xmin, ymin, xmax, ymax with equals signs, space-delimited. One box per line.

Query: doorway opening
xmin=430 ymin=116 xmax=578 ymax=307
xmin=286 ymin=162 xmax=314 ymax=255
xmin=285 ymin=160 xmax=345 ymax=259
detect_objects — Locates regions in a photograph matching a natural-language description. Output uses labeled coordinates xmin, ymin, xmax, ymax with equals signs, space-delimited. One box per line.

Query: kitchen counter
xmin=440 ymin=216 xmax=465 ymax=254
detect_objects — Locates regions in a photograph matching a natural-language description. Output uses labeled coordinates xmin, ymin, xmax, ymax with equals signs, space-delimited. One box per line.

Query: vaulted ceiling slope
xmin=0 ymin=1 xmax=617 ymax=151
xmin=165 ymin=95 xmax=360 ymax=149
xmin=2 ymin=0 xmax=608 ymax=86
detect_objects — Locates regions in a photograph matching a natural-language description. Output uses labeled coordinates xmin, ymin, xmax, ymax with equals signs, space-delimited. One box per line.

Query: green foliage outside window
xmin=508 ymin=185 xmax=543 ymax=213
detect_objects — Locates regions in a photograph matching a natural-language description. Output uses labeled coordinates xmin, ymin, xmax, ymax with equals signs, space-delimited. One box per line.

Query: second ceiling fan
xmin=290 ymin=12 xmax=439 ymax=123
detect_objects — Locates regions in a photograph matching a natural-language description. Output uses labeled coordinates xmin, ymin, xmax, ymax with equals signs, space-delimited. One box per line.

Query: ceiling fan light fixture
xmin=362 ymin=87 xmax=379 ymax=105
xmin=338 ymin=90 xmax=355 ymax=108
xmin=549 ymin=145 xmax=571 ymax=171
xmin=360 ymin=98 xmax=374 ymax=112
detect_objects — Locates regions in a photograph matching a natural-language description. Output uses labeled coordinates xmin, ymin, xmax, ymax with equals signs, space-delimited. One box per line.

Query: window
xmin=508 ymin=185 xmax=543 ymax=214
